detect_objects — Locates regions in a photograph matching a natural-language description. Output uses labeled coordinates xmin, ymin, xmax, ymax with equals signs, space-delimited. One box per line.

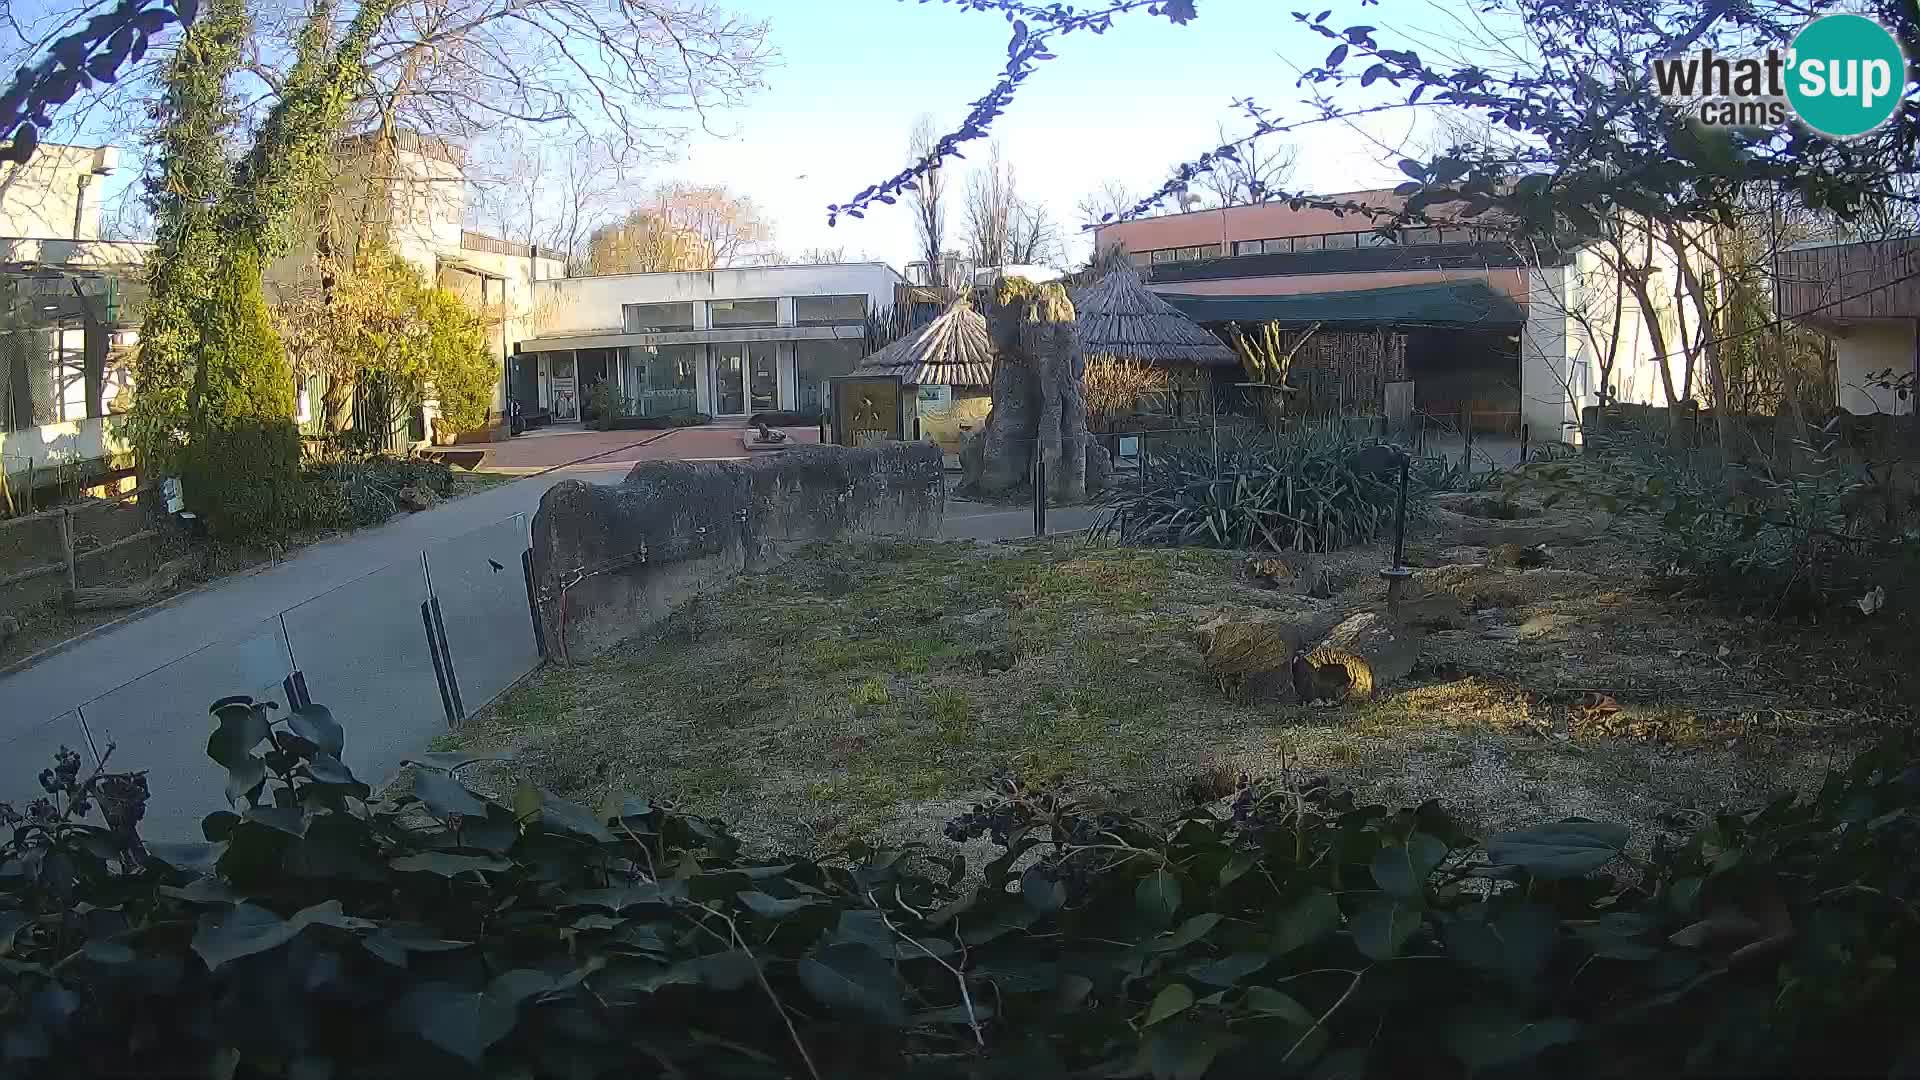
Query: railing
xmin=2 ymin=513 xmax=545 ymax=839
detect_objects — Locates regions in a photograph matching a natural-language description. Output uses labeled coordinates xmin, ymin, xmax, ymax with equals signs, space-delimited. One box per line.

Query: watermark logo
xmin=1650 ymin=13 xmax=1906 ymax=138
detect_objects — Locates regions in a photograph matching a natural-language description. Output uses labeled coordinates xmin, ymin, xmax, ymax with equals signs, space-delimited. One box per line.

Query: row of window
xmin=622 ymin=294 xmax=868 ymax=334
xmin=560 ymin=339 xmax=865 ymax=417
xmin=1128 ymin=227 xmax=1500 ymax=267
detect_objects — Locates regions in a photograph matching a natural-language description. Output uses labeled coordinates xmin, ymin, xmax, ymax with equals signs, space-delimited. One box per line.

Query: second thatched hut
xmin=1070 ymin=257 xmax=1238 ymax=425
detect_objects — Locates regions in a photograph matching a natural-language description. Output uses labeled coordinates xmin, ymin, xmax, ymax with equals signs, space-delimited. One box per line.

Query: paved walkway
xmin=479 ymin=424 xmax=821 ymax=472
xmin=0 ymin=437 xmax=1100 ymax=836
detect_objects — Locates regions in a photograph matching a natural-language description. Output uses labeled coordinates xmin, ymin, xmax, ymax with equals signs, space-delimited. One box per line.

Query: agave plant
xmin=1098 ymin=428 xmax=1421 ymax=552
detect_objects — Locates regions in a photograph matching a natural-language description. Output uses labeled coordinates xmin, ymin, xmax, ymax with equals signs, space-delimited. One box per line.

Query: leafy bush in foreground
xmin=1099 ymin=430 xmax=1423 ymax=552
xmin=3 ymin=700 xmax=1918 ymax=1078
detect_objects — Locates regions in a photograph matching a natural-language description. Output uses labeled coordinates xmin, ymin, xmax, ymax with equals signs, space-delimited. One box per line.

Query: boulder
xmin=1304 ymin=611 xmax=1422 ymax=701
xmin=958 ymin=426 xmax=988 ymax=494
xmin=396 ymin=485 xmax=439 ymax=512
xmin=1430 ymin=508 xmax=1613 ymax=547
xmin=1 ymin=613 xmax=18 ymax=646
xmin=1393 ymin=589 xmax=1469 ymax=630
xmin=1489 ymin=542 xmax=1551 ymax=569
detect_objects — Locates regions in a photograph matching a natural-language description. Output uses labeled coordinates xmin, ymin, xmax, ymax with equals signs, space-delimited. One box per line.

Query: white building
xmin=514 ymin=263 xmax=906 ymax=422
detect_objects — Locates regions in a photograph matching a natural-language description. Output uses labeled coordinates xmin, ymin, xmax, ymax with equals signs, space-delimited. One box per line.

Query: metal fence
xmin=2 ymin=513 xmax=544 ymax=838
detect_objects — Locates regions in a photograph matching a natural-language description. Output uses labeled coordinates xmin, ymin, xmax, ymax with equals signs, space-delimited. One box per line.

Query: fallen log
xmin=66 ymin=555 xmax=195 ymax=611
xmin=1305 ymin=611 xmax=1422 ymax=701
xmin=1193 ymin=610 xmax=1342 ymax=704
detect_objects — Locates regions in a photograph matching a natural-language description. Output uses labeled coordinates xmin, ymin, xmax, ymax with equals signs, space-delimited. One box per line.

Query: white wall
xmin=528 ymin=263 xmax=904 ymax=337
xmin=1 ymin=415 xmax=130 ymax=488
xmin=0 ymin=145 xmax=116 ymax=240
xmin=1833 ymin=320 xmax=1916 ymax=415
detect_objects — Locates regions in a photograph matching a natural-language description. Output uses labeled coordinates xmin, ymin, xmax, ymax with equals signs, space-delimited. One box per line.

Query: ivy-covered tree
xmin=127 ymin=0 xmax=247 ymax=471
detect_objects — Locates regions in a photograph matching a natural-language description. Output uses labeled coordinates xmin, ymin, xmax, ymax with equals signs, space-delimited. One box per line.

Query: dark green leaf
xmin=241 ymin=805 xmax=306 ymax=836
xmin=223 ymin=755 xmax=265 ymax=807
xmin=684 ymin=949 xmax=757 ymax=991
xmin=1187 ymin=951 xmax=1268 ymax=987
xmin=1150 ymin=912 xmax=1222 ymax=952
xmin=565 ymin=881 xmax=686 ymax=911
xmin=1244 ymin=985 xmax=1314 ymax=1026
xmin=0 ymin=910 xmax=29 ymax=956
xmin=363 ymin=924 xmax=471 ymax=966
xmin=1144 ymin=982 xmax=1195 ymax=1026
xmin=522 ymin=785 xmax=615 ymax=843
xmin=287 ymin=705 xmax=344 ymax=757
xmin=735 ymin=890 xmax=820 ymax=918
xmin=304 ymin=754 xmax=360 ymax=788
xmin=1142 ymin=1026 xmax=1239 ymax=1080
xmin=390 ymin=852 xmax=510 ymax=878
xmin=193 ymin=903 xmax=298 ymax=970
xmin=834 ymin=909 xmax=896 ymax=950
xmin=1351 ymin=899 xmax=1421 ymax=961
xmin=1310 ymin=1048 xmax=1370 ymax=1080
xmin=798 ymin=943 xmax=908 ymax=1025
xmin=145 ymin=841 xmax=227 ymax=875
xmin=160 ymin=876 xmax=237 ymax=905
xmin=912 ymin=1003 xmax=995 ymax=1025
xmin=1056 ymin=973 xmax=1094 ymax=1009
xmin=1444 ymin=904 xmax=1558 ymax=985
xmin=394 ymin=972 xmax=553 ymax=1064
xmin=413 ymin=768 xmax=489 ymax=820
xmin=1444 ymin=1006 xmax=1578 ymax=1071
xmin=1370 ymin=832 xmax=1446 ymax=899
xmin=207 ymin=702 xmax=269 ymax=769
xmin=289 ymin=900 xmax=378 ymax=933
xmin=1272 ymin=889 xmax=1341 ymax=954
xmin=1487 ymin=821 xmax=1628 ymax=880
xmin=1021 ymin=864 xmax=1066 ymax=913
xmin=403 ymin=751 xmax=510 ymax=772
xmin=1137 ymin=869 xmax=1182 ymax=927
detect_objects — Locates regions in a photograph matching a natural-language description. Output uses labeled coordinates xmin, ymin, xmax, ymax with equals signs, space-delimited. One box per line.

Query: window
xmin=795 ymin=339 xmax=862 ymax=414
xmin=1323 ymin=233 xmax=1359 ymax=250
xmin=748 ymin=341 xmax=779 ymax=412
xmin=1263 ymin=238 xmax=1293 ymax=254
xmin=1195 ymin=244 xmax=1221 ymax=260
xmin=1150 ymin=249 xmax=1178 ymax=264
xmin=1174 ymin=246 xmax=1201 ymax=262
xmin=709 ymin=298 xmax=778 ymax=328
xmin=1292 ymin=234 xmax=1324 ymax=251
xmin=1234 ymin=240 xmax=1264 ymax=256
xmin=1128 ymin=250 xmax=1152 ymax=267
xmin=622 ymin=344 xmax=697 ymax=417
xmin=623 ymin=302 xmax=695 ymax=333
xmin=1361 ymin=231 xmax=1396 ymax=247
xmin=1402 ymin=228 xmax=1441 ymax=245
xmin=795 ymin=294 xmax=866 ymax=325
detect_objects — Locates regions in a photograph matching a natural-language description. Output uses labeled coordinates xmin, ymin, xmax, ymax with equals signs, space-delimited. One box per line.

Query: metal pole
xmin=1462 ymin=409 xmax=1473 ymax=474
xmin=1032 ymin=440 xmax=1047 ymax=537
xmin=1520 ymin=422 xmax=1529 ymax=467
xmin=1393 ymin=455 xmax=1409 ymax=570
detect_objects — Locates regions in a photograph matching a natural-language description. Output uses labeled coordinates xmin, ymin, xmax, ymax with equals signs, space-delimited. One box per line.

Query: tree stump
xmin=965 ymin=277 xmax=1092 ymax=503
xmin=1195 ymin=611 xmax=1341 ymax=704
xmin=1305 ymin=612 xmax=1422 ymax=701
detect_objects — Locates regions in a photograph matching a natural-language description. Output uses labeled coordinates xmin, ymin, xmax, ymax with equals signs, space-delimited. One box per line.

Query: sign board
xmin=916 ymin=384 xmax=952 ymax=408
xmin=830 ymin=375 xmax=905 ymax=446
xmin=1116 ymin=435 xmax=1140 ymax=462
xmin=163 ymin=476 xmax=186 ymax=515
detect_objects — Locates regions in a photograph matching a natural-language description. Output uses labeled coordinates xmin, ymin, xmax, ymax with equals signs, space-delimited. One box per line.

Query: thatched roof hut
xmin=852 ymin=298 xmax=993 ymax=387
xmin=1070 ymin=258 xmax=1238 ymax=368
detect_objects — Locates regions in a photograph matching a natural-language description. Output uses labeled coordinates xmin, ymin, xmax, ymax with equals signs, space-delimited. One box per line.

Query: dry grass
xmin=451 ymin=513 xmax=1897 ymax=858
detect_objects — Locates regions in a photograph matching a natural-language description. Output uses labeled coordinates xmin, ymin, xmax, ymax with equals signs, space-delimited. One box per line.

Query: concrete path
xmin=0 ymin=436 xmax=1102 ymax=836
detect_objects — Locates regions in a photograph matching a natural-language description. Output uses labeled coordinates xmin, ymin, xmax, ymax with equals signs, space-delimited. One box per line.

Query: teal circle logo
xmin=1786 ymin=14 xmax=1906 ymax=138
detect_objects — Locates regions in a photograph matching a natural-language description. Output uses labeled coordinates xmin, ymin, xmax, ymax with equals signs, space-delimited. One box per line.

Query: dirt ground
xmin=450 ymin=499 xmax=1906 ymax=858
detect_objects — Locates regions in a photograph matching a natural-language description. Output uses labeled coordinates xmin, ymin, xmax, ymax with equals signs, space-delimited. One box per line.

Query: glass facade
xmin=622 ymin=344 xmax=698 ymax=417
xmin=711 ymin=343 xmax=747 ymax=414
xmin=623 ymin=302 xmax=695 ymax=332
xmin=794 ymin=294 xmax=866 ymax=324
xmin=794 ymin=339 xmax=863 ymax=415
xmin=748 ymin=341 xmax=778 ymax=413
xmin=709 ymin=298 xmax=778 ymax=327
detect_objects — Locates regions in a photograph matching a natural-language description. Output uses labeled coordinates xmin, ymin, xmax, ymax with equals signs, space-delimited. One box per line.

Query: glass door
xmin=550 ymin=355 xmax=578 ymax=422
xmin=711 ymin=345 xmax=746 ymax=416
xmin=748 ymin=341 xmax=778 ymax=414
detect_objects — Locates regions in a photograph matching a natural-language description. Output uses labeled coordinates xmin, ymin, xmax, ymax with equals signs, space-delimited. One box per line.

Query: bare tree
xmin=1074 ymin=179 xmax=1135 ymax=228
xmin=909 ymin=114 xmax=947 ymax=287
xmin=963 ymin=142 xmax=1015 ymax=268
xmin=796 ymin=246 xmax=848 ymax=264
xmin=1194 ymin=124 xmax=1296 ymax=207
xmin=1008 ymin=198 xmax=1062 ymax=267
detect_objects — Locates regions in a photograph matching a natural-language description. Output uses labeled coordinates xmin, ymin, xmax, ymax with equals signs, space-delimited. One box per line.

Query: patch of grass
xmin=926 ymin=688 xmax=977 ymax=746
xmin=850 ymin=676 xmax=890 ymax=707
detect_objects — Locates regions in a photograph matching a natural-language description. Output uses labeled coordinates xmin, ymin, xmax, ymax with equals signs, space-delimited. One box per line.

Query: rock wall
xmin=530 ymin=442 xmax=945 ymax=661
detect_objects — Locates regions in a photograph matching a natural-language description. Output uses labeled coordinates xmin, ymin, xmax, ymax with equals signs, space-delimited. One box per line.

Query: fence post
xmin=522 ymin=548 xmax=547 ymax=660
xmin=1519 ymin=423 xmax=1529 ymax=466
xmin=58 ymin=507 xmax=76 ymax=594
xmin=1461 ymin=409 xmax=1473 ymax=473
xmin=1032 ymin=441 xmax=1047 ymax=537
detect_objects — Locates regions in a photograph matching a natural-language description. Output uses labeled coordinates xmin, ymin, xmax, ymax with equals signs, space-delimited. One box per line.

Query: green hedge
xmin=3 ymin=700 xmax=1917 ymax=1078
xmin=182 ymin=420 xmax=303 ymax=539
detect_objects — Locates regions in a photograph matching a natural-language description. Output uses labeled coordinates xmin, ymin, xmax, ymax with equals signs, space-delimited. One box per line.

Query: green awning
xmin=1161 ymin=280 xmax=1526 ymax=328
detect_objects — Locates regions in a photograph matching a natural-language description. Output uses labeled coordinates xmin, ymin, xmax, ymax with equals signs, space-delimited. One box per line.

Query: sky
xmin=656 ymin=0 xmax=1424 ymax=268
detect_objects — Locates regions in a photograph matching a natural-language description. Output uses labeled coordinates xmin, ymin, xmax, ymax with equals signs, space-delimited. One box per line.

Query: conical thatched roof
xmin=852 ymin=299 xmax=993 ymax=387
xmin=1070 ymin=258 xmax=1238 ymax=368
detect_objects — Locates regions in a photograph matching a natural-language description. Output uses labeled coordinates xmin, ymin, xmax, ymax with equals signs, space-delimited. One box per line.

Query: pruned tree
xmin=963 ymin=142 xmax=1058 ymax=267
xmin=1194 ymin=123 xmax=1295 ymax=207
xmin=1074 ymin=179 xmax=1136 ymax=228
xmin=909 ymin=114 xmax=948 ymax=287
